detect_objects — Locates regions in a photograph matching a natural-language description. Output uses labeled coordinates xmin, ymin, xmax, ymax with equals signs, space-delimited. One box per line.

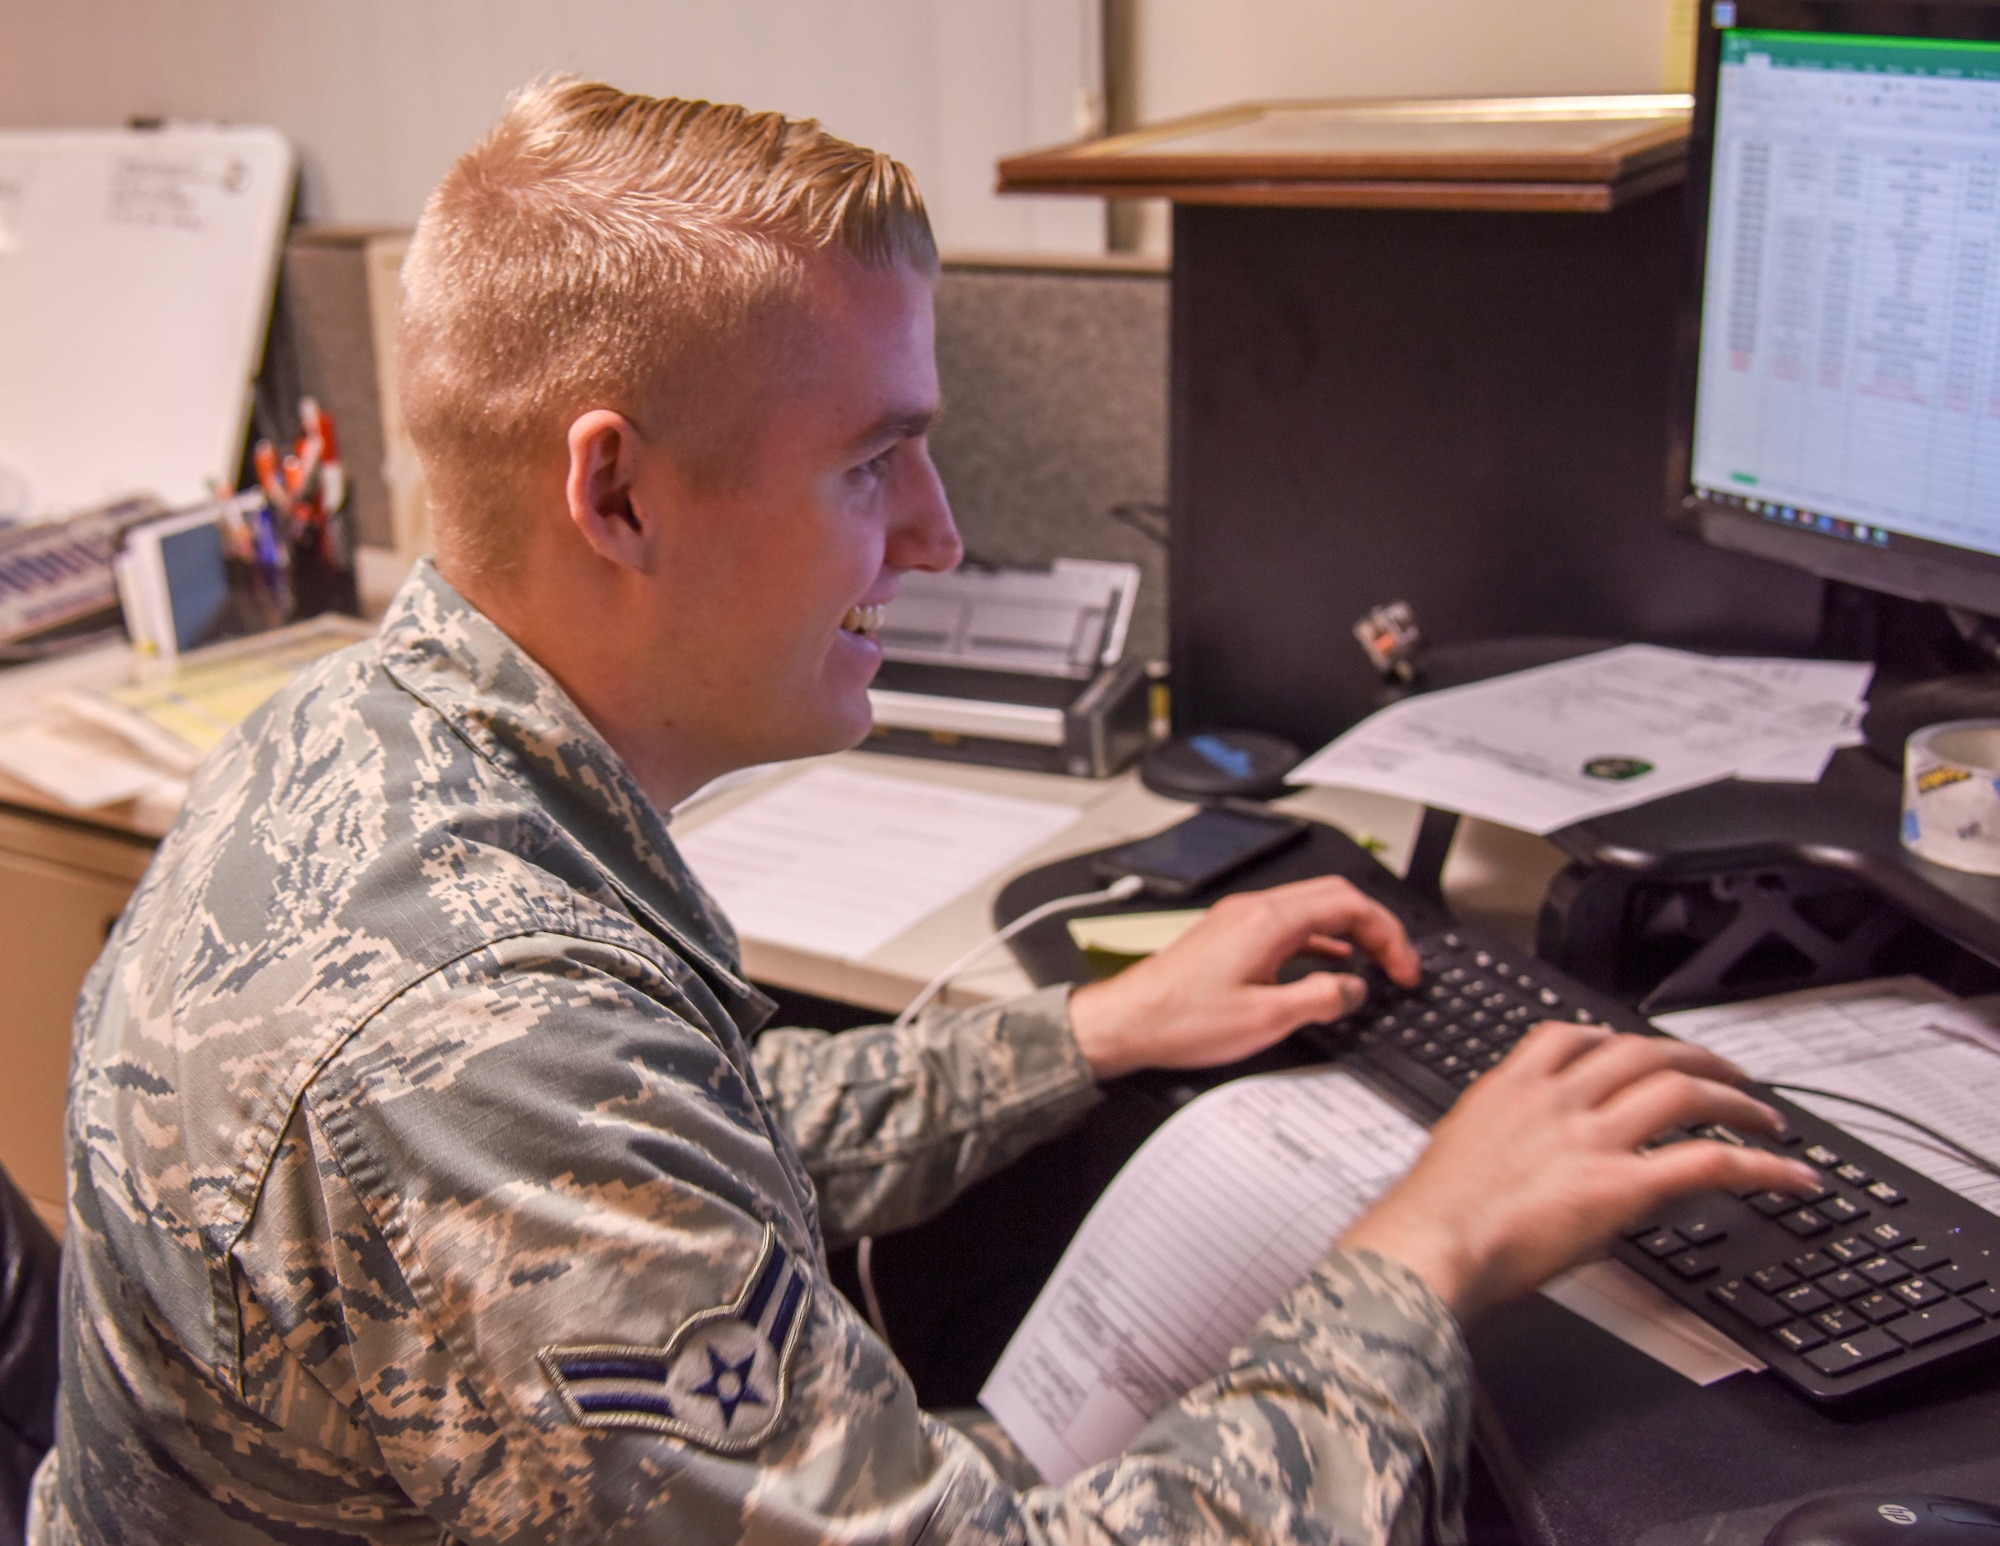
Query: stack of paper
xmin=1290 ymin=646 xmax=1872 ymax=835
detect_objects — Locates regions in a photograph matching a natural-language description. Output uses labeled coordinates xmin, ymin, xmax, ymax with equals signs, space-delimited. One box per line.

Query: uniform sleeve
xmin=751 ymin=984 xmax=1103 ymax=1245
xmin=232 ymin=935 xmax=1470 ymax=1546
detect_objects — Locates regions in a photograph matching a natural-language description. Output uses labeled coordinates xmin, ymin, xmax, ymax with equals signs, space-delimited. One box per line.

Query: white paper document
xmin=674 ymin=764 xmax=1080 ymax=960
xmin=980 ymin=1068 xmax=1427 ymax=1482
xmin=0 ymin=720 xmax=173 ymax=809
xmin=1290 ymin=646 xmax=1872 ymax=833
xmin=1658 ymin=977 xmax=2000 ymax=1218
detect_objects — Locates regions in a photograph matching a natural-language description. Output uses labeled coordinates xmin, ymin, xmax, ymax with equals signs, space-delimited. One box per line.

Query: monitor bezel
xmin=1667 ymin=0 xmax=2000 ymax=615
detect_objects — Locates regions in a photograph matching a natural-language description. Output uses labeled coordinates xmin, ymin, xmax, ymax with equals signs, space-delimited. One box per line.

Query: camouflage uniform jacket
xmin=32 ymin=562 xmax=1471 ymax=1545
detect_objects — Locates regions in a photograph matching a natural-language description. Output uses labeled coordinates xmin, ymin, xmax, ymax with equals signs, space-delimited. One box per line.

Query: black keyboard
xmin=1306 ymin=923 xmax=2000 ymax=1404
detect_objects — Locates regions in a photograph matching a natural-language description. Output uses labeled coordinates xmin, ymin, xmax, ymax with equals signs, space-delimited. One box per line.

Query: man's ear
xmin=564 ymin=409 xmax=657 ymax=573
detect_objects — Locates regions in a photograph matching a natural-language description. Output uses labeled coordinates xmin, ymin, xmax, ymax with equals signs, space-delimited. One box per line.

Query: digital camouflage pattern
xmin=32 ymin=562 xmax=1471 ymax=1544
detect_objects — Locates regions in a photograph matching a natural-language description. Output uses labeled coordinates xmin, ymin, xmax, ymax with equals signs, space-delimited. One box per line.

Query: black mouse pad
xmin=993 ymin=816 xmax=1452 ymax=989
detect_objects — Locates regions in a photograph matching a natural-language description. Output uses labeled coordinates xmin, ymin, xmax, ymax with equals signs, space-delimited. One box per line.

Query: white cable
xmin=855 ymin=1235 xmax=891 ymax=1342
xmin=891 ymin=874 xmax=1147 ymax=1031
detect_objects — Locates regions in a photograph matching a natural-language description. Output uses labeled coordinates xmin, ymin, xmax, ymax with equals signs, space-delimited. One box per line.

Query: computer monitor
xmin=1670 ymin=0 xmax=2000 ymax=617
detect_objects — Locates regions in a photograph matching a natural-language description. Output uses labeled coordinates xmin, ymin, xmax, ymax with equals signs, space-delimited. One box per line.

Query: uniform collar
xmin=374 ymin=560 xmax=773 ymax=1032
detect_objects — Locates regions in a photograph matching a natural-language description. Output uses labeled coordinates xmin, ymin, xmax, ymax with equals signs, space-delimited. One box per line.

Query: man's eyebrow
xmin=853 ymin=404 xmax=940 ymax=448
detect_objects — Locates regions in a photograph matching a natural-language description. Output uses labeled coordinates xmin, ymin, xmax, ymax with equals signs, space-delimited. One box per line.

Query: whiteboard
xmin=0 ymin=125 xmax=294 ymax=522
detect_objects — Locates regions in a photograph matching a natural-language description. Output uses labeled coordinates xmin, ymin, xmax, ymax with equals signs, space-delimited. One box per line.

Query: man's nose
xmin=890 ymin=449 xmax=962 ymax=574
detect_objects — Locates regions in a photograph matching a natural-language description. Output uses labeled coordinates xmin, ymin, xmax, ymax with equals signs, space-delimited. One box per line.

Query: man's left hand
xmin=1067 ymin=876 xmax=1421 ymax=1080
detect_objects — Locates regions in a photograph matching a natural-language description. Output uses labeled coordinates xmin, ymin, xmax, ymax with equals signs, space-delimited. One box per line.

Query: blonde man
xmin=34 ymin=81 xmax=1810 ymax=1545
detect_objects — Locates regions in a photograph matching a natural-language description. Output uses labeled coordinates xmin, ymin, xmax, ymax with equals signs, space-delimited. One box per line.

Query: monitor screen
xmin=1674 ymin=3 xmax=2000 ymax=613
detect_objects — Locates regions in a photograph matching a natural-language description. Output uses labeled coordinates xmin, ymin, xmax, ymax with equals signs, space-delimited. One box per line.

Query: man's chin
xmin=753 ymin=699 xmax=876 ymax=766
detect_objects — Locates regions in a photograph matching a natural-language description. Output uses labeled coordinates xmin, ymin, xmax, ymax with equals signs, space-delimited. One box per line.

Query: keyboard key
xmin=1819 ymin=1270 xmax=1870 ymax=1301
xmin=1804 ymin=1144 xmax=1841 ymax=1167
xmin=1787 ymin=1252 xmax=1837 ymax=1279
xmin=1813 ymin=1306 xmax=1867 ymax=1338
xmin=1667 ymin=1251 xmax=1717 ymax=1281
xmin=1537 ymin=987 xmax=1561 ymax=1007
xmin=1930 ymin=1261 xmax=1989 ymax=1293
xmin=1748 ymin=1191 xmax=1797 ymax=1217
xmin=1965 ymin=1286 xmax=2000 ymax=1317
xmin=1710 ymin=1279 xmax=1790 ymax=1329
xmin=1816 ymin=1196 xmax=1869 ymax=1226
xmin=1771 ymin=1322 xmax=1827 ymax=1354
xmin=1826 ymin=1236 xmax=1873 ymax=1266
xmin=1892 ymin=1277 xmax=1946 ymax=1309
xmin=1680 ymin=1219 xmax=1728 ymax=1246
xmin=1751 ymin=1264 xmax=1798 ymax=1293
xmin=1776 ymin=1282 xmax=1832 ymax=1315
xmin=1852 ymin=1291 xmax=1905 ymax=1324
xmin=1780 ymin=1209 xmax=1831 ymax=1238
xmin=1866 ymin=1182 xmax=1908 ymax=1207
xmin=1805 ymin=1328 xmax=1903 ymax=1376
xmin=1833 ymin=1163 xmax=1873 ymax=1187
xmin=1860 ymin=1255 xmax=1910 ymax=1287
xmin=1894 ymin=1241 xmax=1945 ymax=1271
xmin=1885 ymin=1297 xmax=1983 ymax=1347
xmin=1636 ymin=1229 xmax=1686 ymax=1259
xmin=1866 ymin=1221 xmax=1911 ymax=1249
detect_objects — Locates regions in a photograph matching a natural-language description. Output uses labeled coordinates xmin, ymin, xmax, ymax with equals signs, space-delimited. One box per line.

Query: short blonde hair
xmin=399 ymin=77 xmax=937 ymax=574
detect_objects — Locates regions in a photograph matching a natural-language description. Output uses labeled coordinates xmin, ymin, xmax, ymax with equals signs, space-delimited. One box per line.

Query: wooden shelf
xmin=999 ymin=95 xmax=1692 ymax=213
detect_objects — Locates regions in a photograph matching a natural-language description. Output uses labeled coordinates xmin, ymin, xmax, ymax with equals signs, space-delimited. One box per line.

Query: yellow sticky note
xmin=1066 ymin=909 xmax=1205 ymax=958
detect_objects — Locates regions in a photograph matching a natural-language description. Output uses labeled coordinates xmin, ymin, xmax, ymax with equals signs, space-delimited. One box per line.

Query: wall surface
xmin=1132 ymin=0 xmax=1682 ymax=121
xmin=0 ymin=0 xmax=1104 ymax=254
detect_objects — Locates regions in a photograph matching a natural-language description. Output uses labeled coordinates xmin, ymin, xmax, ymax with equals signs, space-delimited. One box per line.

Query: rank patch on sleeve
xmin=538 ymin=1224 xmax=811 ymax=1452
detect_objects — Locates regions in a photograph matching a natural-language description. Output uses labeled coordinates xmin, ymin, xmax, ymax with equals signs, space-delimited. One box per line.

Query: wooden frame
xmin=999 ymin=95 xmax=1692 ymax=213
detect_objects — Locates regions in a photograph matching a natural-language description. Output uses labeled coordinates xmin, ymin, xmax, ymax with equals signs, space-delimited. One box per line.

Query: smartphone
xmin=1093 ymin=805 xmax=1309 ymax=899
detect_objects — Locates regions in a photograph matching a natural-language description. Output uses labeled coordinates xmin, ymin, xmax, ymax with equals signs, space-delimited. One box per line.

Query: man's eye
xmin=857 ymin=447 xmax=895 ymax=479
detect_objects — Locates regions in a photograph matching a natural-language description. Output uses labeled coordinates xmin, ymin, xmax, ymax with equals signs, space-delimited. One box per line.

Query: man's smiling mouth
xmin=840 ymin=603 xmax=885 ymax=639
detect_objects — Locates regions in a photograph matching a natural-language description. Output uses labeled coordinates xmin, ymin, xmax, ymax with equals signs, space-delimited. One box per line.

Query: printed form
xmin=674 ymin=764 xmax=1080 ymax=961
xmin=1290 ymin=646 xmax=1870 ymax=834
xmin=980 ymin=1068 xmax=1426 ymax=1482
xmin=1659 ymin=977 xmax=2000 ymax=1219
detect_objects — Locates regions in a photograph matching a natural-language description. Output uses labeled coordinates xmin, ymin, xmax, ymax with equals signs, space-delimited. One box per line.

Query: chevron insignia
xmin=538 ymin=1224 xmax=811 ymax=1451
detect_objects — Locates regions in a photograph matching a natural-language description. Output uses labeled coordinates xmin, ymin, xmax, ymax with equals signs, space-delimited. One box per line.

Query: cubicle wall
xmin=929 ymin=261 xmax=1170 ymax=663
xmin=1168 ymin=186 xmax=1829 ymax=751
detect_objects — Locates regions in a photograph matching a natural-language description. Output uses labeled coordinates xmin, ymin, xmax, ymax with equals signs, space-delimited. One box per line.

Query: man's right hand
xmin=1338 ymin=1020 xmax=1822 ymax=1323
